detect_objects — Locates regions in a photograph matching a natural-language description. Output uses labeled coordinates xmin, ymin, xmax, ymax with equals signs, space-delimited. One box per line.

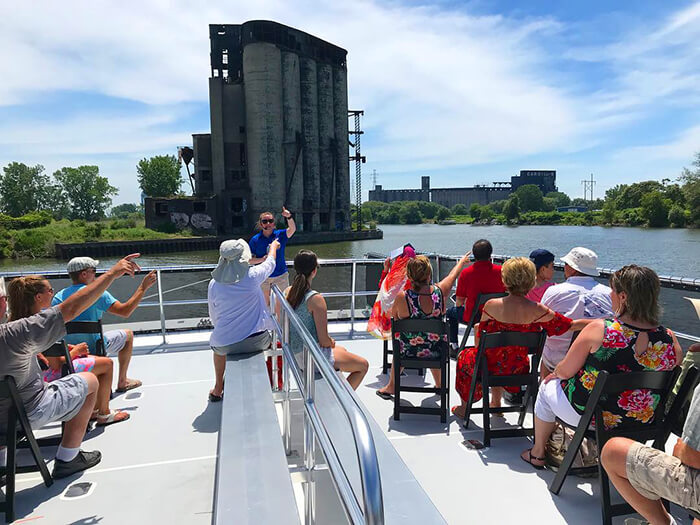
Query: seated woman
xmin=377 ymin=251 xmax=471 ymax=399
xmin=286 ymin=250 xmax=369 ymax=390
xmin=9 ymin=275 xmax=129 ymax=426
xmin=453 ymin=257 xmax=587 ymax=418
xmin=521 ymin=264 xmax=683 ymax=469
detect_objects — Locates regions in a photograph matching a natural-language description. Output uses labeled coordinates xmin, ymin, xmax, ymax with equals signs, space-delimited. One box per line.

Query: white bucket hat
xmin=67 ymin=257 xmax=99 ymax=273
xmin=211 ymin=239 xmax=251 ymax=284
xmin=560 ymin=247 xmax=599 ymax=277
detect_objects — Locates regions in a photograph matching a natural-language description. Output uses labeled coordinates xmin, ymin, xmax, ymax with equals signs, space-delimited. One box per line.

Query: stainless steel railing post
xmin=270 ymin=292 xmax=279 ymax=392
xmin=283 ymin=308 xmax=292 ymax=455
xmin=156 ymin=269 xmax=166 ymax=345
xmin=304 ymin=344 xmax=316 ymax=525
xmin=350 ymin=261 xmax=357 ymax=338
xmin=436 ymin=254 xmax=441 ymax=280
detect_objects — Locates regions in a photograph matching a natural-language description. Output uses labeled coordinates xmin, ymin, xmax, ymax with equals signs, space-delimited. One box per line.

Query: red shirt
xmin=456 ymin=261 xmax=506 ymax=322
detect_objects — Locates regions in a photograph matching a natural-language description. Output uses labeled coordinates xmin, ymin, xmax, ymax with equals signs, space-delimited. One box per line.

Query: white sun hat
xmin=211 ymin=239 xmax=252 ymax=284
xmin=560 ymin=247 xmax=600 ymax=277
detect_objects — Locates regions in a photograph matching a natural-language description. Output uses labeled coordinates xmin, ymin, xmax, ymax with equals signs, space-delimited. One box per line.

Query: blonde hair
xmin=7 ymin=275 xmax=48 ymax=322
xmin=501 ymin=257 xmax=537 ymax=296
xmin=406 ymin=255 xmax=432 ymax=291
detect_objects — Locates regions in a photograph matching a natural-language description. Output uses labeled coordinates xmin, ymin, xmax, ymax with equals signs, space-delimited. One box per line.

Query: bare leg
xmin=211 ymin=352 xmax=226 ymax=397
xmin=521 ymin=415 xmax=556 ymax=467
xmin=430 ymin=368 xmax=442 ymax=389
xmin=378 ymin=362 xmax=404 ymax=395
xmin=601 ymin=438 xmax=672 ymax=524
xmin=61 ymin=372 xmax=98 ymax=449
xmin=490 ymin=386 xmax=503 ymax=408
xmin=116 ymin=330 xmax=136 ymax=390
xmin=91 ymin=357 xmax=114 ymax=415
xmin=333 ymin=345 xmax=369 ymax=390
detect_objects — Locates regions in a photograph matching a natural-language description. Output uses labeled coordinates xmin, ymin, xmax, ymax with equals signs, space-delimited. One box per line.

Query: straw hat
xmin=211 ymin=239 xmax=252 ymax=284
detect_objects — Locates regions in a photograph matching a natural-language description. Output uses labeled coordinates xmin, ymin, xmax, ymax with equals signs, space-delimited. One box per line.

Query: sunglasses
xmin=261 ymin=219 xmax=275 ymax=225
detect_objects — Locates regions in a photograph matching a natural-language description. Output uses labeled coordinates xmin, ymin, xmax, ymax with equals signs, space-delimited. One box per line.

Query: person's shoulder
xmin=249 ymin=232 xmax=261 ymax=244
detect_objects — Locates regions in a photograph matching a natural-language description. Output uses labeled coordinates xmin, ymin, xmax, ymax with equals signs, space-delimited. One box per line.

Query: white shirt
xmin=208 ymin=254 xmax=276 ymax=348
xmin=540 ymin=276 xmax=613 ymax=369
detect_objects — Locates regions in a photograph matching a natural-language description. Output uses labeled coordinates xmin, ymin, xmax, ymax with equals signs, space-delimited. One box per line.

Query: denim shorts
xmin=27 ymin=374 xmax=89 ymax=430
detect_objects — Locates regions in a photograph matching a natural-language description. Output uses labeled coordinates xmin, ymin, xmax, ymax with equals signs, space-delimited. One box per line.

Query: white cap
xmin=67 ymin=257 xmax=100 ymax=273
xmin=211 ymin=239 xmax=252 ymax=284
xmin=560 ymin=247 xmax=599 ymax=277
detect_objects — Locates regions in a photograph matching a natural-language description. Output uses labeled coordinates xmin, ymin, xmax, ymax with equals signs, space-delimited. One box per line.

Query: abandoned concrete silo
xmin=191 ymin=20 xmax=351 ymax=234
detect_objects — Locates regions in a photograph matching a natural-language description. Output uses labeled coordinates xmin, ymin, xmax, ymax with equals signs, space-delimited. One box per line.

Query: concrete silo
xmin=281 ymin=51 xmax=304 ymax=217
xmin=333 ymin=66 xmax=350 ymax=230
xmin=300 ymin=57 xmax=320 ymax=232
xmin=317 ymin=63 xmax=335 ymax=230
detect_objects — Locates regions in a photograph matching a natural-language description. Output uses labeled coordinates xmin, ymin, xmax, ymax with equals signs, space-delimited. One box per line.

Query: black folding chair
xmin=549 ymin=367 xmax=688 ymax=525
xmin=463 ymin=330 xmax=546 ymax=447
xmin=382 ymin=338 xmax=425 ymax=377
xmin=0 ymin=376 xmax=54 ymax=523
xmin=65 ymin=320 xmax=106 ymax=356
xmin=392 ymin=318 xmax=450 ymax=423
xmin=453 ymin=292 xmax=507 ymax=358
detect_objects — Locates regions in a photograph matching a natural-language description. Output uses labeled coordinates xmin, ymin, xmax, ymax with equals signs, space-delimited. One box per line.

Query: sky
xmin=0 ymin=0 xmax=698 ymax=206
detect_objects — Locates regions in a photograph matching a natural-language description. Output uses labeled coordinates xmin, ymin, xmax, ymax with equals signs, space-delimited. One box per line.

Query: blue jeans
xmin=447 ymin=306 xmax=464 ymax=345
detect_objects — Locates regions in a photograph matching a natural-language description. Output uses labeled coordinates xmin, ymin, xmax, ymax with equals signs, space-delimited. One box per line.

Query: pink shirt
xmin=526 ymin=281 xmax=555 ymax=303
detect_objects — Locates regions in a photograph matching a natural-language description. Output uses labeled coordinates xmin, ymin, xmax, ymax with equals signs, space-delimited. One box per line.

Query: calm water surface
xmin=0 ymin=225 xmax=698 ymax=277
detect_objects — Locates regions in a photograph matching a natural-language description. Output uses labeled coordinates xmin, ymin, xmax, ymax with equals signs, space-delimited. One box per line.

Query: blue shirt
xmin=52 ymin=285 xmax=117 ymax=352
xmin=249 ymin=229 xmax=289 ymax=278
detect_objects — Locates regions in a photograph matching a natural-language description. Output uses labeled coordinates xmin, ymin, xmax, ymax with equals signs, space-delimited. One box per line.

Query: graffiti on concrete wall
xmin=169 ymin=212 xmax=214 ymax=231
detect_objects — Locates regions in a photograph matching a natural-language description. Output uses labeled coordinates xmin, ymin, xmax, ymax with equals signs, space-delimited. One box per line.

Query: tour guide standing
xmin=249 ymin=207 xmax=296 ymax=305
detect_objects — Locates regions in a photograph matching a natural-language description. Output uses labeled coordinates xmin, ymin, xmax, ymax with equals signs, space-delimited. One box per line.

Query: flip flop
xmin=209 ymin=392 xmax=224 ymax=403
xmin=116 ymin=379 xmax=142 ymax=393
xmin=521 ymin=448 xmax=546 ymax=470
xmin=376 ymin=390 xmax=393 ymax=400
xmin=96 ymin=410 xmax=130 ymax=427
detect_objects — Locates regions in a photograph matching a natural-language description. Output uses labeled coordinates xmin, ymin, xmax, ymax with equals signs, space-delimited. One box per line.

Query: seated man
xmin=446 ymin=239 xmax=505 ymax=351
xmin=52 ymin=257 xmax=156 ymax=392
xmin=601 ymin=382 xmax=700 ymax=524
xmin=0 ymin=254 xmax=141 ymax=478
xmin=540 ymin=247 xmax=612 ymax=373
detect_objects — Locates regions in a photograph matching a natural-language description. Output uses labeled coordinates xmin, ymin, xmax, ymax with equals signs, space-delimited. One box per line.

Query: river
xmin=1 ymin=224 xmax=698 ymax=278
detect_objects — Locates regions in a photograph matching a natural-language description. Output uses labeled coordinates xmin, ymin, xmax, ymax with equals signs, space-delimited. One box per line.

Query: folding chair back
xmin=391 ymin=318 xmax=450 ymax=422
xmin=549 ymin=367 xmax=684 ymax=525
xmin=463 ymin=329 xmax=546 ymax=446
xmin=65 ymin=320 xmax=106 ymax=356
xmin=43 ymin=341 xmax=75 ymax=375
xmin=0 ymin=376 xmax=54 ymax=523
xmin=458 ymin=292 xmax=507 ymax=351
xmin=382 ymin=338 xmax=425 ymax=377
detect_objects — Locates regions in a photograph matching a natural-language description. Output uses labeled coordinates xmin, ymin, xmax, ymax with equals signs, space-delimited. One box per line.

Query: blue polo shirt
xmin=52 ymin=285 xmax=117 ymax=352
xmin=249 ymin=229 xmax=289 ymax=277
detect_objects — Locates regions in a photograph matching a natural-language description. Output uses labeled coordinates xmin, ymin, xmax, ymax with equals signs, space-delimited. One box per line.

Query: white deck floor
xmin=5 ymin=324 xmax=693 ymax=524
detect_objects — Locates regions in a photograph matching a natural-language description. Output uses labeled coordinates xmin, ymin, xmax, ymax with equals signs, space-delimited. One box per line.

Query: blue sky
xmin=0 ymin=1 xmax=698 ymax=206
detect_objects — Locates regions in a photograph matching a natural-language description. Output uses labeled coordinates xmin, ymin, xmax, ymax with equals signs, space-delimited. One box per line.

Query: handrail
xmin=269 ymin=284 xmax=384 ymax=525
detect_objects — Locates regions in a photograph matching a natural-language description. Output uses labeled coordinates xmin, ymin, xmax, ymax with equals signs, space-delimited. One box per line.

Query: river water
xmin=2 ymin=224 xmax=698 ymax=277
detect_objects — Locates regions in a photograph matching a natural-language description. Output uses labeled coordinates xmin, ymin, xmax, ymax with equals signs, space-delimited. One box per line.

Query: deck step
xmin=213 ymin=351 xmax=300 ymax=525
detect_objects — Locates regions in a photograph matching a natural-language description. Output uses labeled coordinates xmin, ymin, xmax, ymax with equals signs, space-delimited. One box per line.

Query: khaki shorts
xmin=261 ymin=273 xmax=290 ymax=297
xmin=626 ymin=441 xmax=700 ymax=513
xmin=27 ymin=374 xmax=89 ymax=430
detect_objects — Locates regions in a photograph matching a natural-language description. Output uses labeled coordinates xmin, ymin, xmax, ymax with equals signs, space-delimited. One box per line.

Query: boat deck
xmin=6 ymin=323 xmax=692 ymax=524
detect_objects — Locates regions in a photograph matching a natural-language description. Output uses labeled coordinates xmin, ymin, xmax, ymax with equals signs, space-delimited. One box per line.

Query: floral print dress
xmin=560 ymin=318 xmax=678 ymax=430
xmin=456 ymin=311 xmax=573 ymax=403
xmin=395 ymin=287 xmax=447 ymax=359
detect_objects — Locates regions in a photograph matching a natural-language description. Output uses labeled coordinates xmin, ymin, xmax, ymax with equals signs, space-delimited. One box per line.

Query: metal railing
xmin=269 ymin=284 xmax=384 ymax=525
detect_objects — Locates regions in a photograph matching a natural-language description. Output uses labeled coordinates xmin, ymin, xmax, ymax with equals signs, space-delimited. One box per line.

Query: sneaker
xmin=52 ymin=450 xmax=102 ymax=479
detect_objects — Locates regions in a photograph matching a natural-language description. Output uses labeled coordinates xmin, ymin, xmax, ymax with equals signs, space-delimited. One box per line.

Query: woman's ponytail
xmin=286 ymin=250 xmax=318 ymax=309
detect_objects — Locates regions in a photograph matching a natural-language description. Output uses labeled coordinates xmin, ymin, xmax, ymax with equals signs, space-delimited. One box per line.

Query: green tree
xmin=436 ymin=206 xmax=451 ymax=221
xmin=469 ymin=203 xmax=481 ymax=220
xmin=514 ymin=184 xmax=544 ymax=212
xmin=680 ymin=153 xmax=700 ymax=226
xmin=601 ymin=200 xmax=616 ymax=224
xmin=488 ymin=200 xmax=507 ymax=214
xmin=640 ymin=191 xmax=670 ymax=227
xmin=615 ymin=181 xmax=664 ymax=209
xmin=480 ymin=205 xmax=494 ymax=221
xmin=136 ymin=155 xmax=183 ymax=197
xmin=451 ymin=203 xmax=468 ymax=215
xmin=545 ymin=191 xmax=571 ymax=207
xmin=503 ymin=195 xmax=520 ymax=221
xmin=417 ymin=201 xmax=440 ymax=219
xmin=54 ymin=166 xmax=118 ymax=221
xmin=542 ymin=197 xmax=557 ymax=212
xmin=0 ymin=162 xmax=67 ymax=218
xmin=400 ymin=202 xmax=422 ymax=224
xmin=667 ymin=205 xmax=686 ymax=228
xmin=110 ymin=203 xmax=142 ymax=219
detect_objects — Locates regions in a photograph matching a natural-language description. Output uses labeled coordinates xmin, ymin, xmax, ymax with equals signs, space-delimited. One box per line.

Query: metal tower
xmin=581 ymin=173 xmax=596 ymax=201
xmin=348 ymin=110 xmax=365 ymax=231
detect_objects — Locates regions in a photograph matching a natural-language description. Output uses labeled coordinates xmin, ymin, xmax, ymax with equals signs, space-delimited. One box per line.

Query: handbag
xmin=545 ymin=422 xmax=599 ymax=477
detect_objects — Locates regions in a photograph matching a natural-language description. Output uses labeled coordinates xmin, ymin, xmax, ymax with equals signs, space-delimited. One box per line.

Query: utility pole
xmin=372 ymin=169 xmax=377 ymax=188
xmin=348 ymin=110 xmax=366 ymax=232
xmin=581 ymin=173 xmax=596 ymax=202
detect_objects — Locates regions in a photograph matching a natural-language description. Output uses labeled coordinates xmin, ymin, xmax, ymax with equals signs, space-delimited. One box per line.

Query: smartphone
xmin=462 ymin=439 xmax=485 ymax=450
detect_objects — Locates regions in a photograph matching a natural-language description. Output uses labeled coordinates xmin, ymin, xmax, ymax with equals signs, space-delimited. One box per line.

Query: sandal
xmin=209 ymin=391 xmax=224 ymax=403
xmin=376 ymin=390 xmax=392 ymax=400
xmin=116 ymin=379 xmax=142 ymax=393
xmin=521 ymin=448 xmax=546 ymax=470
xmin=96 ymin=410 xmax=130 ymax=427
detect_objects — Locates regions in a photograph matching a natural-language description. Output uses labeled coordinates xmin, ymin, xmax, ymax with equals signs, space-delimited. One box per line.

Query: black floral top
xmin=560 ymin=318 xmax=677 ymax=430
xmin=394 ymin=286 xmax=447 ymax=359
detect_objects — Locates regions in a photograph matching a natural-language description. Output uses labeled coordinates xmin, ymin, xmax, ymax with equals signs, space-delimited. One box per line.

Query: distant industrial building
xmin=147 ymin=21 xmax=351 ymax=234
xmin=368 ymin=170 xmax=557 ymax=208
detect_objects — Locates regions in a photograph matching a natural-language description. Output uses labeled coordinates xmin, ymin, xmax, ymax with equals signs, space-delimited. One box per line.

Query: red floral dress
xmin=456 ymin=311 xmax=573 ymax=403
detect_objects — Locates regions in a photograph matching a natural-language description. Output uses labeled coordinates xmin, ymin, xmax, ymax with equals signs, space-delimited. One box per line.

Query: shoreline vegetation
xmin=355 ymin=156 xmax=700 ymax=230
